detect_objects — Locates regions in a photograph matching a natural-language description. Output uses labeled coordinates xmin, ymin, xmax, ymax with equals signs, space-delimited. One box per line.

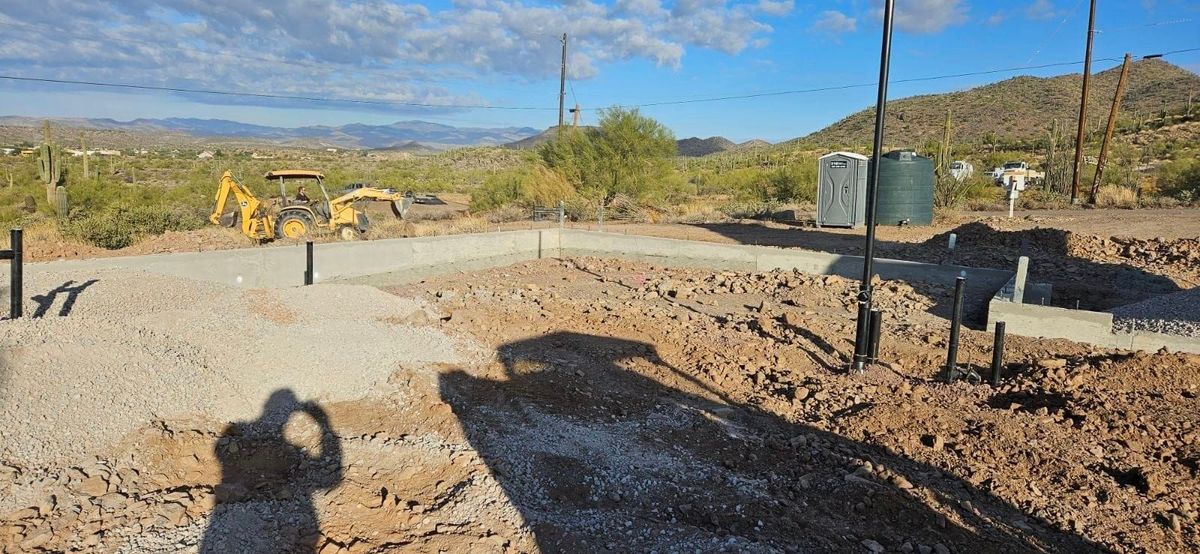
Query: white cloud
xmin=870 ymin=0 xmax=969 ymax=34
xmin=811 ymin=10 xmax=857 ymax=34
xmin=754 ymin=0 xmax=794 ymax=17
xmin=985 ymin=10 xmax=1006 ymax=25
xmin=1025 ymin=0 xmax=1061 ymax=21
xmin=0 ymin=0 xmax=782 ymax=109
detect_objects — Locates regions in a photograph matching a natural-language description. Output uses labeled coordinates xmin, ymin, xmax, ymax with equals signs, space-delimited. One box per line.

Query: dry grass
xmin=1094 ymin=185 xmax=1139 ymax=208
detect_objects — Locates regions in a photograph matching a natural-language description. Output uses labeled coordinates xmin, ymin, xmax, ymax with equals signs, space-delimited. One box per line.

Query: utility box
xmin=817 ymin=152 xmax=868 ymax=228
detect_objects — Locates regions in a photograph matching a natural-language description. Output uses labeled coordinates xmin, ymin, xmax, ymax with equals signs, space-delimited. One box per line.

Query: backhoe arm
xmin=209 ymin=170 xmax=239 ymax=225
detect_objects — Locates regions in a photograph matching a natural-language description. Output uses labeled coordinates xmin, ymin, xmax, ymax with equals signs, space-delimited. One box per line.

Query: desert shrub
xmin=469 ymin=164 xmax=575 ymax=212
xmin=64 ymin=204 xmax=204 ymax=249
xmin=935 ymin=174 xmax=995 ymax=208
xmin=768 ymin=163 xmax=817 ymax=203
xmin=482 ymin=205 xmax=528 ymax=223
xmin=540 ymin=107 xmax=676 ymax=204
xmin=717 ymin=200 xmax=783 ymax=220
xmin=1159 ymin=157 xmax=1200 ymax=202
xmin=1016 ymin=187 xmax=1071 ymax=210
xmin=1093 ymin=185 xmax=1138 ymax=208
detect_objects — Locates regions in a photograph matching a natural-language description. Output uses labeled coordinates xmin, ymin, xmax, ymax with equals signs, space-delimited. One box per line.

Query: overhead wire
xmin=0 ymin=48 xmax=1196 ymax=112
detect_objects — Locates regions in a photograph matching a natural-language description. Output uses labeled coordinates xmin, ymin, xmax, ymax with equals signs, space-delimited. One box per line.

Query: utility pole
xmin=570 ymin=104 xmax=581 ymax=127
xmin=558 ymin=33 xmax=568 ymax=128
xmin=1070 ymin=0 xmax=1097 ymax=204
xmin=1090 ymin=53 xmax=1132 ymax=203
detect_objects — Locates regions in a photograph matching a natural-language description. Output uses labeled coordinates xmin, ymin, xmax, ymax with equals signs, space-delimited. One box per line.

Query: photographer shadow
xmin=440 ymin=331 xmax=1093 ymax=553
xmin=200 ymin=389 xmax=342 ymax=553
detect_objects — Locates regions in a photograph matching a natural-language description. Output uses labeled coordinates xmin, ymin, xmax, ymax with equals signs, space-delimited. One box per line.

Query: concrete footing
xmin=14 ymin=228 xmax=1198 ymax=354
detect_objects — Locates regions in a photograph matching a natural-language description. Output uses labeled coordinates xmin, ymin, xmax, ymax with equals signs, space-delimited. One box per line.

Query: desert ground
xmin=0 ymin=208 xmax=1198 ymax=553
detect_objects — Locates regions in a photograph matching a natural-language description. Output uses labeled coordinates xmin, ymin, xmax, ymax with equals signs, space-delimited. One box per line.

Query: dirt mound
xmin=888 ymin=222 xmax=1198 ymax=310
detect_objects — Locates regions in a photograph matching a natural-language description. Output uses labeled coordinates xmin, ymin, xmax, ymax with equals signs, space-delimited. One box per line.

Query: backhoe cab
xmin=211 ymin=169 xmax=414 ymax=243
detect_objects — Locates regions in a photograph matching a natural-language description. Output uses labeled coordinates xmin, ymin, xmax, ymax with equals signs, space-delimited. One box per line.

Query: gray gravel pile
xmin=0 ymin=268 xmax=466 ymax=473
xmin=1111 ymin=286 xmax=1200 ymax=337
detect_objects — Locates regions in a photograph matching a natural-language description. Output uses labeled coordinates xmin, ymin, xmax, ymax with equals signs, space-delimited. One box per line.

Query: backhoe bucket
xmin=391 ymin=195 xmax=414 ymax=219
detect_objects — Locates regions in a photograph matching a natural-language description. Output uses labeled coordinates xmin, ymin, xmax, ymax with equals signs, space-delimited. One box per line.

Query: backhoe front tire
xmin=275 ymin=211 xmax=313 ymax=240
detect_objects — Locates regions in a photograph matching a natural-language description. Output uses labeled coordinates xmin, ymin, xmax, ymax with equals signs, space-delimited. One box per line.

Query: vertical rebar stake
xmin=868 ymin=309 xmax=883 ymax=364
xmin=9 ymin=228 xmax=21 ymax=318
xmin=945 ymin=276 xmax=966 ymax=380
xmin=304 ymin=240 xmax=314 ymax=286
xmin=991 ymin=321 xmax=1006 ymax=386
xmin=852 ymin=301 xmax=871 ymax=372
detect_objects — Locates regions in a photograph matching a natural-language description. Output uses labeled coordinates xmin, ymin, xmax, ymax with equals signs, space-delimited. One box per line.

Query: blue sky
xmin=0 ymin=0 xmax=1197 ymax=142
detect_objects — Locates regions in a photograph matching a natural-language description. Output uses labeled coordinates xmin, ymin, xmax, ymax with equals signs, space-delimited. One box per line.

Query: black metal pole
xmin=945 ymin=276 xmax=966 ymax=380
xmin=9 ymin=228 xmax=21 ymax=319
xmin=853 ymin=301 xmax=870 ymax=369
xmin=304 ymin=240 xmax=314 ymax=286
xmin=853 ymin=0 xmax=895 ymax=371
xmin=868 ymin=309 xmax=883 ymax=364
xmin=990 ymin=321 xmax=1006 ymax=386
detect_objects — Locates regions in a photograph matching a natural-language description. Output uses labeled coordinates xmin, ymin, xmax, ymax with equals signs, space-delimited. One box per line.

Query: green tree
xmin=540 ymin=107 xmax=676 ymax=204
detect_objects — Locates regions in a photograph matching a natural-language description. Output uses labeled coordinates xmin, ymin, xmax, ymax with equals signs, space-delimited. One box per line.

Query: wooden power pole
xmin=1070 ymin=0 xmax=1097 ymax=204
xmin=558 ymin=33 xmax=568 ymax=128
xmin=1089 ymin=53 xmax=1132 ymax=203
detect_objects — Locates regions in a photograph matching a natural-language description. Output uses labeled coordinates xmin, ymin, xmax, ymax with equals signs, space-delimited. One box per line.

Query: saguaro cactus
xmin=37 ymin=127 xmax=67 ymax=215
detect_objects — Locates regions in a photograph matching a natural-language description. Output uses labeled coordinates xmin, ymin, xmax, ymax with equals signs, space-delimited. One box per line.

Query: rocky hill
xmin=799 ymin=59 xmax=1200 ymax=147
xmin=677 ymin=136 xmax=737 ymax=157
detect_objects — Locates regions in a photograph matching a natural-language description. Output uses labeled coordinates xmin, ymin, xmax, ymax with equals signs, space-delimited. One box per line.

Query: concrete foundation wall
xmin=557 ymin=230 xmax=1014 ymax=291
xmin=988 ymin=298 xmax=1200 ymax=354
xmin=24 ymin=230 xmax=555 ymax=288
xmin=19 ymin=227 xmax=1196 ymax=354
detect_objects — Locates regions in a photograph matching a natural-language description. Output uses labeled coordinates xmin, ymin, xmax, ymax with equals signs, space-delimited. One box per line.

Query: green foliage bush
xmin=469 ymin=164 xmax=575 ymax=212
xmin=540 ymin=107 xmax=676 ymax=204
xmin=1159 ymin=157 xmax=1200 ymax=202
xmin=64 ymin=204 xmax=204 ymax=249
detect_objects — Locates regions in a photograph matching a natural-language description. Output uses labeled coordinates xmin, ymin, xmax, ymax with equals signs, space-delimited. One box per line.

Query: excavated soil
xmin=1 ymin=258 xmax=1198 ymax=553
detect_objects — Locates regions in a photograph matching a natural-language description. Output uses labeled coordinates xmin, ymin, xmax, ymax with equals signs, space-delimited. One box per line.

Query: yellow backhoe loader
xmin=210 ymin=169 xmax=413 ymax=242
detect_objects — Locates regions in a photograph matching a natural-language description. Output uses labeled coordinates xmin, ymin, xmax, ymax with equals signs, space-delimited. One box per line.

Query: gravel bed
xmin=1111 ymin=287 xmax=1200 ymax=337
xmin=0 ymin=268 xmax=466 ymax=473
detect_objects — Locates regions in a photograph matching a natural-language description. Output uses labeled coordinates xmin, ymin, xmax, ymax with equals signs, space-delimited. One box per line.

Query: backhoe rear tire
xmin=275 ymin=211 xmax=314 ymax=240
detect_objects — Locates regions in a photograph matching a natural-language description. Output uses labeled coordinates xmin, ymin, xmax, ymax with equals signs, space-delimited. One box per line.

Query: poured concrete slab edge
xmin=988 ymin=299 xmax=1200 ymax=354
xmin=13 ymin=228 xmax=1195 ymax=354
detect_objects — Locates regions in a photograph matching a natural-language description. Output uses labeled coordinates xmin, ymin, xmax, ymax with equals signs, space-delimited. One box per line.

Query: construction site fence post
xmin=304 ymin=240 xmax=314 ymax=286
xmin=945 ymin=276 xmax=966 ymax=380
xmin=8 ymin=228 xmax=21 ymax=318
xmin=991 ymin=321 xmax=1006 ymax=386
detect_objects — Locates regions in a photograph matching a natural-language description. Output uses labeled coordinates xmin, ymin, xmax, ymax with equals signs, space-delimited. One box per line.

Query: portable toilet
xmin=817 ymin=152 xmax=868 ymax=228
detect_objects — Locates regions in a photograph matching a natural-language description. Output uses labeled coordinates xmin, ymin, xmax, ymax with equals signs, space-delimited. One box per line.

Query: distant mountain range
xmin=505 ymin=127 xmax=772 ymax=156
xmin=0 ymin=116 xmax=540 ymax=149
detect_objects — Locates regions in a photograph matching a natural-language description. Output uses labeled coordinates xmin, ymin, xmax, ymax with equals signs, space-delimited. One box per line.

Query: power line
xmin=1 ymin=48 xmax=1196 ymax=113
xmin=615 ymin=49 xmax=1200 ymax=109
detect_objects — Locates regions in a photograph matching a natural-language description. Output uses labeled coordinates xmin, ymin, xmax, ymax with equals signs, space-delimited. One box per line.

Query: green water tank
xmin=870 ymin=150 xmax=935 ymax=226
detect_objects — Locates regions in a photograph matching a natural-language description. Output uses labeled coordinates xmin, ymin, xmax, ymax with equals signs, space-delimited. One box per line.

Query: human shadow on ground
xmin=31 ymin=279 xmax=98 ymax=318
xmin=200 ymin=389 xmax=343 ymax=553
xmin=439 ymin=331 xmax=1095 ymax=553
